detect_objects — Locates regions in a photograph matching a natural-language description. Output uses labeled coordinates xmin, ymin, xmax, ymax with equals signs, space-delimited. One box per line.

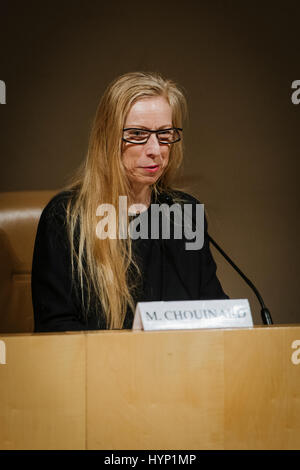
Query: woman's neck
xmin=129 ymin=185 xmax=151 ymax=207
xmin=128 ymin=185 xmax=151 ymax=214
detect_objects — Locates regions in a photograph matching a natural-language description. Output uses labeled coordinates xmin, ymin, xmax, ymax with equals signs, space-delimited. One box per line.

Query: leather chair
xmin=0 ymin=190 xmax=57 ymax=333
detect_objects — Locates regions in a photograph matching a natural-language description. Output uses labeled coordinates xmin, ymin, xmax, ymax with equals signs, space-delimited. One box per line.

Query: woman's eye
xmin=159 ymin=131 xmax=171 ymax=137
xmin=158 ymin=131 xmax=172 ymax=139
xmin=128 ymin=130 xmax=148 ymax=140
xmin=133 ymin=130 xmax=146 ymax=136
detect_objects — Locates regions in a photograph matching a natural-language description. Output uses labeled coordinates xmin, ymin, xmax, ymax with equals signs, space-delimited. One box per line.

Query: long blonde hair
xmin=65 ymin=71 xmax=188 ymax=328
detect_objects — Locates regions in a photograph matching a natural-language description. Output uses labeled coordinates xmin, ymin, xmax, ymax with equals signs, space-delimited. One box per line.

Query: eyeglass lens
xmin=123 ymin=128 xmax=181 ymax=144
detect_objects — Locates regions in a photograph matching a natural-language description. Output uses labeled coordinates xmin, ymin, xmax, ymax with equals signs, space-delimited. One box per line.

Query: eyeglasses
xmin=122 ymin=127 xmax=183 ymax=144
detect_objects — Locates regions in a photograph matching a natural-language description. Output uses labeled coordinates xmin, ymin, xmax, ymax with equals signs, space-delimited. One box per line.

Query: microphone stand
xmin=208 ymin=234 xmax=273 ymax=325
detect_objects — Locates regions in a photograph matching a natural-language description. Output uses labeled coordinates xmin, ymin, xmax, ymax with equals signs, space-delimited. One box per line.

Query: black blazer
xmin=32 ymin=190 xmax=228 ymax=332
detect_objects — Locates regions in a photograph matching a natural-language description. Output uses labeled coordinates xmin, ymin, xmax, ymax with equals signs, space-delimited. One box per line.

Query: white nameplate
xmin=132 ymin=299 xmax=253 ymax=331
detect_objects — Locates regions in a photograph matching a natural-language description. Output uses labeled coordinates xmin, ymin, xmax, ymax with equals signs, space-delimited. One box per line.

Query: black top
xmin=31 ymin=190 xmax=228 ymax=332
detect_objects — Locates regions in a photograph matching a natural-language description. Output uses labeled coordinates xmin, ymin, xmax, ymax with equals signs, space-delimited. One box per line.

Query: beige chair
xmin=0 ymin=190 xmax=57 ymax=333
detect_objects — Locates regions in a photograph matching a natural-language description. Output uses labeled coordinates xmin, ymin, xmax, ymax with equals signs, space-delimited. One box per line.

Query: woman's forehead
xmin=125 ymin=96 xmax=172 ymax=126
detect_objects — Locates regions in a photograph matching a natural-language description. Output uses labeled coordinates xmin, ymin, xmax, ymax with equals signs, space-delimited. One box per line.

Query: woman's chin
xmin=129 ymin=173 xmax=162 ymax=187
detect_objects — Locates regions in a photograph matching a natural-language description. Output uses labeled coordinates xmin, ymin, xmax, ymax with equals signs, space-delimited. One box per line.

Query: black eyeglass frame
xmin=122 ymin=127 xmax=183 ymax=144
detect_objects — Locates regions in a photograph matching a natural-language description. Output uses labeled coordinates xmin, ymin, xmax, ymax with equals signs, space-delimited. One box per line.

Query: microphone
xmin=208 ymin=234 xmax=273 ymax=325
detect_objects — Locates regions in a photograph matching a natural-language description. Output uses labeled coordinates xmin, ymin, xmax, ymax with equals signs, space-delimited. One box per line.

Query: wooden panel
xmin=86 ymin=329 xmax=224 ymax=450
xmin=0 ymin=333 xmax=86 ymax=450
xmin=224 ymin=325 xmax=300 ymax=449
xmin=1 ymin=326 xmax=300 ymax=450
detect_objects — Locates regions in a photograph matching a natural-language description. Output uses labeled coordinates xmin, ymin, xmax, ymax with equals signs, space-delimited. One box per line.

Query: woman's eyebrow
xmin=124 ymin=124 xmax=173 ymax=129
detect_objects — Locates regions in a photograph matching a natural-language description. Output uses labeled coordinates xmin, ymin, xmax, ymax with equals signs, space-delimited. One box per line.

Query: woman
xmin=32 ymin=71 xmax=227 ymax=332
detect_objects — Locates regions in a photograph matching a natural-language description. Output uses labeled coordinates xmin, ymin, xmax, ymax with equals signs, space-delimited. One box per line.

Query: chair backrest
xmin=0 ymin=190 xmax=57 ymax=333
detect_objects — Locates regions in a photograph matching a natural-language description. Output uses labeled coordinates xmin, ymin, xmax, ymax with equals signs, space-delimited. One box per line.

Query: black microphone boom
xmin=207 ymin=234 xmax=273 ymax=325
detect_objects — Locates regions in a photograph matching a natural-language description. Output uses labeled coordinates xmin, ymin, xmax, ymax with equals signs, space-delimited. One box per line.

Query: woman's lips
xmin=142 ymin=164 xmax=159 ymax=173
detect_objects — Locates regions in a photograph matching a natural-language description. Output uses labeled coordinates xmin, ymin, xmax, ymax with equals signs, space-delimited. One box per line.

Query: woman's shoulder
xmin=159 ymin=188 xmax=201 ymax=206
xmin=39 ymin=189 xmax=78 ymax=229
xmin=42 ymin=189 xmax=76 ymax=218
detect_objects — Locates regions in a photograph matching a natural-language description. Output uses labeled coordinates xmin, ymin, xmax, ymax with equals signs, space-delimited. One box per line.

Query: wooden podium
xmin=0 ymin=325 xmax=300 ymax=449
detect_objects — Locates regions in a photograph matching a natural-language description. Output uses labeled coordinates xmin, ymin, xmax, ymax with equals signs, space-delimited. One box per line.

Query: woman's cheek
xmin=162 ymin=151 xmax=170 ymax=169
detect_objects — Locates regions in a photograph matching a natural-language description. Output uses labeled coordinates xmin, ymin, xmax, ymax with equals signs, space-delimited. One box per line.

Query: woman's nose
xmin=145 ymin=133 xmax=161 ymax=155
